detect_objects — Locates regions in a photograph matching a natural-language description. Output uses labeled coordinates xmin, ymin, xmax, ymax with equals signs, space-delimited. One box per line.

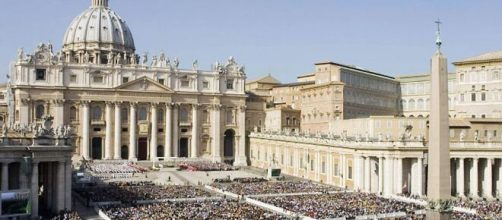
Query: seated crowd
xmin=213 ymin=177 xmax=267 ymax=184
xmin=256 ymin=192 xmax=424 ymax=219
xmin=75 ymin=181 xmax=212 ymax=203
xmin=211 ymin=180 xmax=341 ymax=195
xmin=102 ymin=199 xmax=287 ymax=220
xmin=85 ymin=162 xmax=146 ymax=174
xmin=46 ymin=210 xmax=81 ymax=220
xmin=451 ymin=199 xmax=502 ymax=219
xmin=177 ymin=161 xmax=238 ymax=171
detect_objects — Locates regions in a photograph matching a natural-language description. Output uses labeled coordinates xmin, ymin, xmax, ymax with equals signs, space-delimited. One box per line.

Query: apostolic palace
xmin=0 ymin=0 xmax=501 ymax=218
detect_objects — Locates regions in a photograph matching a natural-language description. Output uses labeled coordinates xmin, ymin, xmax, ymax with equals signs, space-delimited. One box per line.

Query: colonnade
xmin=453 ymin=157 xmax=502 ymax=198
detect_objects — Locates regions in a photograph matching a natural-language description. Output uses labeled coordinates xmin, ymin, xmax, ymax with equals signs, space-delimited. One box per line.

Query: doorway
xmin=138 ymin=138 xmax=148 ymax=161
xmin=179 ymin=138 xmax=189 ymax=157
xmin=224 ymin=129 xmax=235 ymax=158
xmin=91 ymin=138 xmax=102 ymax=160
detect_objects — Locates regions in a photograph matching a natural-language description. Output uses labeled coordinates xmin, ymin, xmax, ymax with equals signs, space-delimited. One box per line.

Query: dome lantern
xmin=92 ymin=0 xmax=109 ymax=8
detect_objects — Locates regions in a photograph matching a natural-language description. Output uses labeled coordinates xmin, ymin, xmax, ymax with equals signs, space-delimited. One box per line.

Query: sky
xmin=0 ymin=0 xmax=501 ymax=83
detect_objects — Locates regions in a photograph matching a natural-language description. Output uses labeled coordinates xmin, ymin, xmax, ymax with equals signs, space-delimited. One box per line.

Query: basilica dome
xmin=62 ymin=0 xmax=135 ymax=63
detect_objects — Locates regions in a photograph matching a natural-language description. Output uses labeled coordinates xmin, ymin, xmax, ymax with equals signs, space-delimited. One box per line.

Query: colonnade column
xmin=129 ymin=103 xmax=137 ymax=161
xmin=212 ymin=104 xmax=222 ymax=162
xmin=113 ymin=102 xmax=122 ymax=160
xmin=483 ymin=158 xmax=493 ymax=198
xmin=470 ymin=158 xmax=479 ymax=198
xmin=81 ymin=101 xmax=90 ymax=159
xmin=378 ymin=157 xmax=384 ymax=194
xmin=364 ymin=156 xmax=370 ymax=192
xmin=65 ymin=161 xmax=72 ymax=210
xmin=456 ymin=158 xmax=465 ymax=197
xmin=327 ymin=153 xmax=333 ymax=184
xmin=498 ymin=159 xmax=502 ymax=198
xmin=1 ymin=162 xmax=9 ymax=191
xmin=30 ymin=162 xmax=39 ymax=219
xmin=165 ymin=104 xmax=172 ymax=158
xmin=104 ymin=102 xmax=113 ymax=160
xmin=191 ymin=104 xmax=199 ymax=158
xmin=417 ymin=157 xmax=423 ymax=196
xmin=395 ymin=157 xmax=403 ymax=194
xmin=56 ymin=161 xmax=65 ymax=211
xmin=172 ymin=104 xmax=179 ymax=157
xmin=150 ymin=103 xmax=158 ymax=161
xmin=234 ymin=105 xmax=247 ymax=166
xmin=384 ymin=157 xmax=395 ymax=195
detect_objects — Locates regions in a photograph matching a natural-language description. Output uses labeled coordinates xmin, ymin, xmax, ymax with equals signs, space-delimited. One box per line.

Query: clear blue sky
xmin=0 ymin=0 xmax=501 ymax=83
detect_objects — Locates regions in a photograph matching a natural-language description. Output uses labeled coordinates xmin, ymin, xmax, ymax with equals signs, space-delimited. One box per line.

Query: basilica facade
xmin=6 ymin=0 xmax=248 ymax=165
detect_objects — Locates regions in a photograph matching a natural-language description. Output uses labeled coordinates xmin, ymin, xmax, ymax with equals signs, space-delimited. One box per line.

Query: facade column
xmin=172 ymin=104 xmax=179 ymax=157
xmin=191 ymin=104 xmax=199 ymax=158
xmin=212 ymin=104 xmax=222 ymax=162
xmin=470 ymin=158 xmax=479 ymax=198
xmin=498 ymin=159 xmax=502 ymax=198
xmin=30 ymin=162 xmax=39 ymax=219
xmin=378 ymin=157 xmax=384 ymax=194
xmin=56 ymin=161 xmax=65 ymax=211
xmin=353 ymin=154 xmax=363 ymax=190
xmin=104 ymin=102 xmax=113 ymax=160
xmin=150 ymin=103 xmax=158 ymax=161
xmin=340 ymin=154 xmax=346 ymax=187
xmin=53 ymin=99 xmax=65 ymax=127
xmin=483 ymin=158 xmax=493 ymax=198
xmin=234 ymin=105 xmax=247 ymax=166
xmin=64 ymin=161 xmax=72 ymax=210
xmin=81 ymin=101 xmax=90 ymax=159
xmin=456 ymin=158 xmax=465 ymax=197
xmin=327 ymin=153 xmax=333 ymax=185
xmin=165 ymin=104 xmax=172 ymax=158
xmin=129 ymin=103 xmax=137 ymax=161
xmin=364 ymin=156 xmax=370 ymax=192
xmin=113 ymin=102 xmax=122 ymax=160
xmin=1 ymin=162 xmax=9 ymax=191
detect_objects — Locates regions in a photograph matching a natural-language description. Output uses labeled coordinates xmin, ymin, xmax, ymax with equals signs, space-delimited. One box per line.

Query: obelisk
xmin=427 ymin=20 xmax=452 ymax=219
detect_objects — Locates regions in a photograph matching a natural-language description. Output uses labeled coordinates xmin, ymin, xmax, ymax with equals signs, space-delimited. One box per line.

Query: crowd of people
xmin=84 ymin=161 xmax=146 ymax=174
xmin=211 ymin=180 xmax=341 ymax=195
xmin=451 ymin=199 xmax=502 ymax=219
xmin=46 ymin=210 xmax=81 ymax=220
xmin=256 ymin=192 xmax=424 ymax=219
xmin=101 ymin=199 xmax=287 ymax=220
xmin=213 ymin=177 xmax=267 ymax=184
xmin=75 ymin=181 xmax=212 ymax=203
xmin=177 ymin=161 xmax=238 ymax=171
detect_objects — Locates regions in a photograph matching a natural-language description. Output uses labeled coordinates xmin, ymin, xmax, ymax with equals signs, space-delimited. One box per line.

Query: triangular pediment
xmin=115 ymin=76 xmax=173 ymax=93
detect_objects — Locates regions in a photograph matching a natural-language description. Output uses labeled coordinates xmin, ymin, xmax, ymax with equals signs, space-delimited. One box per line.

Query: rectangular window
xmin=226 ymin=79 xmax=234 ymax=89
xmin=334 ymin=163 xmax=339 ymax=176
xmin=471 ymin=93 xmax=476 ymax=101
xmin=494 ymin=130 xmax=497 ymax=137
xmin=481 ymin=93 xmax=486 ymax=101
xmin=158 ymin=78 xmax=165 ymax=85
xmin=202 ymin=81 xmax=209 ymax=89
xmin=36 ymin=69 xmax=46 ymax=81
xmin=321 ymin=161 xmax=326 ymax=174
xmin=121 ymin=128 xmax=128 ymax=132
xmin=70 ymin=74 xmax=77 ymax=83
xmin=310 ymin=160 xmax=314 ymax=171
xmin=181 ymin=80 xmax=190 ymax=87
xmin=93 ymin=76 xmax=104 ymax=83
xmin=484 ymin=130 xmax=488 ymax=137
xmin=348 ymin=166 xmax=353 ymax=179
xmin=290 ymin=155 xmax=293 ymax=166
xmin=122 ymin=77 xmax=129 ymax=83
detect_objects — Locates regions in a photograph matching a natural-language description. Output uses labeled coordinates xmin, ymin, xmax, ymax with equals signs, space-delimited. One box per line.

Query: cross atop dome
xmin=92 ymin=0 xmax=109 ymax=8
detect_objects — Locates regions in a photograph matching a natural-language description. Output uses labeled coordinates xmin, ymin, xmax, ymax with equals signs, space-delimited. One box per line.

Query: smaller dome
xmin=62 ymin=0 xmax=135 ymax=55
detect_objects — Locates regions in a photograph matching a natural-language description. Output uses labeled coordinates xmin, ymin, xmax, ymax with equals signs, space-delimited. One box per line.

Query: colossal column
xmin=364 ymin=157 xmax=370 ymax=192
xmin=417 ymin=157 xmax=424 ymax=196
xmin=212 ymin=104 xmax=222 ymax=162
xmin=30 ymin=162 xmax=39 ymax=219
xmin=165 ymin=103 xmax=173 ymax=157
xmin=191 ymin=104 xmax=199 ymax=158
xmin=1 ymin=162 xmax=9 ymax=191
xmin=427 ymin=20 xmax=451 ymax=219
xmin=56 ymin=161 xmax=65 ymax=211
xmin=483 ymin=158 xmax=493 ymax=198
xmin=104 ymin=102 xmax=113 ymax=160
xmin=150 ymin=103 xmax=158 ymax=161
xmin=470 ymin=158 xmax=479 ymax=198
xmin=53 ymin=99 xmax=65 ymax=127
xmin=113 ymin=102 xmax=122 ymax=160
xmin=233 ymin=105 xmax=247 ymax=166
xmin=172 ymin=104 xmax=179 ymax=157
xmin=378 ymin=157 xmax=384 ymax=194
xmin=81 ymin=101 xmax=90 ymax=159
xmin=129 ymin=103 xmax=137 ymax=161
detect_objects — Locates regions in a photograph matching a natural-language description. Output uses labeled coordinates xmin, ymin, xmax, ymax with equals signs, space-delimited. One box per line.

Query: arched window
xmin=408 ymin=99 xmax=416 ymax=110
xmin=402 ymin=100 xmax=407 ymax=110
xmin=417 ymin=99 xmax=424 ymax=110
xmin=138 ymin=107 xmax=147 ymax=121
xmin=92 ymin=106 xmax=102 ymax=121
xmin=70 ymin=106 xmax=78 ymax=121
xmin=36 ymin=104 xmax=45 ymax=119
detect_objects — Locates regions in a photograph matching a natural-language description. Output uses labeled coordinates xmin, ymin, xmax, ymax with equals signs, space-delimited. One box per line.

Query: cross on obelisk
xmin=426 ymin=19 xmax=452 ymax=219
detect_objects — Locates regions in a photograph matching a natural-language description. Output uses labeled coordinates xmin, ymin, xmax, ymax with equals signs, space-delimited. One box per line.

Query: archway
xmin=91 ymin=137 xmax=103 ymax=160
xmin=121 ymin=145 xmax=128 ymax=159
xmin=224 ymin=129 xmax=235 ymax=158
xmin=137 ymin=138 xmax=148 ymax=161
